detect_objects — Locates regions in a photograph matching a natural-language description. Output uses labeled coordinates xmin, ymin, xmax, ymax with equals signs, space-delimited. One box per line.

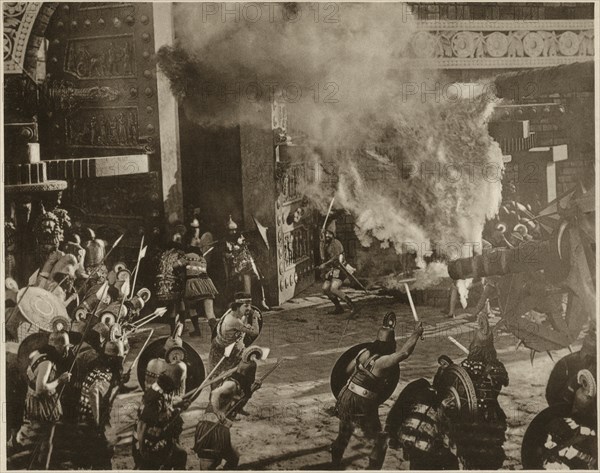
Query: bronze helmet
xmin=376 ymin=312 xmax=396 ymax=343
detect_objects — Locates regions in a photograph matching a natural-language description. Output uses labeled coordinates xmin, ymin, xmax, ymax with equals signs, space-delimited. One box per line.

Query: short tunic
xmin=194 ymin=375 xmax=247 ymax=459
xmin=324 ymin=239 xmax=346 ymax=281
xmin=184 ymin=257 xmax=219 ymax=302
xmin=24 ymin=352 xmax=63 ymax=423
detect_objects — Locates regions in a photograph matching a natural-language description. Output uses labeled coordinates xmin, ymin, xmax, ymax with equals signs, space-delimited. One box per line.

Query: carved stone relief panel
xmin=41 ymin=2 xmax=160 ymax=158
xmin=66 ymin=106 xmax=139 ymax=148
xmin=406 ymin=20 xmax=594 ymax=68
xmin=64 ymin=34 xmax=135 ymax=79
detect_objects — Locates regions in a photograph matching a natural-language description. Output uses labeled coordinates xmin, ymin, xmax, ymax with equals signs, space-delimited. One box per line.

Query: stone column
xmin=153 ymin=3 xmax=183 ymax=225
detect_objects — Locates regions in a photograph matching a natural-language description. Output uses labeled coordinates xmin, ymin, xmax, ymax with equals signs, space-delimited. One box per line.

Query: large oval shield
xmin=244 ymin=306 xmax=264 ymax=347
xmin=137 ymin=337 xmax=205 ymax=393
xmin=330 ymin=342 xmax=400 ymax=404
xmin=432 ymin=359 xmax=478 ymax=420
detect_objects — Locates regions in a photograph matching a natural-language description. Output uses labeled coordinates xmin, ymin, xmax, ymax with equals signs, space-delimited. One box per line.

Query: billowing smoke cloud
xmin=158 ymin=3 xmax=504 ymax=288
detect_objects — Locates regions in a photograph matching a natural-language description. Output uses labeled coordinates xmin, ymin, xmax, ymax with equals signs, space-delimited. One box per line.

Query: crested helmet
xmin=376 ymin=311 xmax=396 ymax=343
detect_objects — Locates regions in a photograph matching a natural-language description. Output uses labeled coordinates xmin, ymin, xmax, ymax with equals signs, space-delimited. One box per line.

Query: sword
xmin=404 ymin=283 xmax=424 ymax=340
xmin=447 ymin=336 xmax=470 ymax=354
xmin=322 ymin=196 xmax=335 ymax=233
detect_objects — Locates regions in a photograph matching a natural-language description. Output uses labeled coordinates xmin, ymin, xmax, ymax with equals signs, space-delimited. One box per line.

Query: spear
xmin=194 ymin=358 xmax=285 ymax=445
xmin=129 ymin=236 xmax=147 ymax=298
xmin=124 ymin=328 xmax=154 ymax=375
xmin=183 ymin=341 xmax=239 ymax=404
xmin=115 ymin=361 xmax=242 ymax=436
xmin=44 ymin=280 xmax=115 ymax=469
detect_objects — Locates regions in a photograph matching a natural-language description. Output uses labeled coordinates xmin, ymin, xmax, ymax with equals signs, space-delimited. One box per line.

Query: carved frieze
xmin=64 ymin=34 xmax=135 ymax=80
xmin=3 ymin=2 xmax=43 ymax=74
xmin=66 ymin=107 xmax=139 ymax=148
xmin=407 ymin=20 xmax=594 ymax=68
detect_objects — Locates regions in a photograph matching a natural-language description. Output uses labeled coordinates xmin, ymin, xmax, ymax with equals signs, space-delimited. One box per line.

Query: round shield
xmin=330 ymin=342 xmax=400 ymax=404
xmin=17 ymin=332 xmax=49 ymax=380
xmin=137 ymin=336 xmax=205 ymax=393
xmin=243 ymin=306 xmax=263 ymax=347
xmin=17 ymin=331 xmax=85 ymax=380
xmin=433 ymin=360 xmax=478 ymax=420
xmin=521 ymin=403 xmax=574 ymax=469
xmin=17 ymin=287 xmax=68 ymax=332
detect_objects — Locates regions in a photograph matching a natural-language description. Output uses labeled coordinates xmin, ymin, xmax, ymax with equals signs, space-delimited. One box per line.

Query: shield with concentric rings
xmin=17 ymin=287 xmax=68 ymax=332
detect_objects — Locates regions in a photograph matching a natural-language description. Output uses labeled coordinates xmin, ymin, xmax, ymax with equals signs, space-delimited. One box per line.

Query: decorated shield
xmin=330 ymin=342 xmax=400 ymax=404
xmin=137 ymin=336 xmax=205 ymax=393
xmin=243 ymin=306 xmax=264 ymax=347
xmin=432 ymin=357 xmax=478 ymax=420
xmin=521 ymin=403 xmax=576 ymax=469
xmin=16 ymin=287 xmax=69 ymax=333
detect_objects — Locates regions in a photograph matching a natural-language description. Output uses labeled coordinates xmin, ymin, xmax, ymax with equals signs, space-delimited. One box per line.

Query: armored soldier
xmin=389 ymin=312 xmax=508 ymax=470
xmin=453 ymin=312 xmax=509 ymax=469
xmin=319 ymin=228 xmax=355 ymax=315
xmin=82 ymin=227 xmax=108 ymax=286
xmin=133 ymin=370 xmax=190 ymax=470
xmin=522 ymin=326 xmax=597 ymax=470
xmin=209 ymin=293 xmax=260 ymax=378
xmin=75 ymin=339 xmax=128 ymax=469
xmin=155 ymin=233 xmax=186 ymax=333
xmin=223 ymin=216 xmax=269 ymax=311
xmin=145 ymin=324 xmax=188 ymax=397
xmin=11 ymin=331 xmax=73 ymax=467
xmin=181 ymin=251 xmax=219 ymax=337
xmin=194 ymin=347 xmax=265 ymax=469
xmin=331 ymin=314 xmax=424 ymax=469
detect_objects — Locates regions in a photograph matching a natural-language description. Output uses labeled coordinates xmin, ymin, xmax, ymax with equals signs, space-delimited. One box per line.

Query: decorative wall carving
xmin=64 ymin=35 xmax=135 ymax=79
xmin=66 ymin=107 xmax=139 ymax=147
xmin=3 ymin=2 xmax=43 ymax=74
xmin=407 ymin=20 xmax=594 ymax=68
xmin=44 ymin=80 xmax=120 ymax=112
